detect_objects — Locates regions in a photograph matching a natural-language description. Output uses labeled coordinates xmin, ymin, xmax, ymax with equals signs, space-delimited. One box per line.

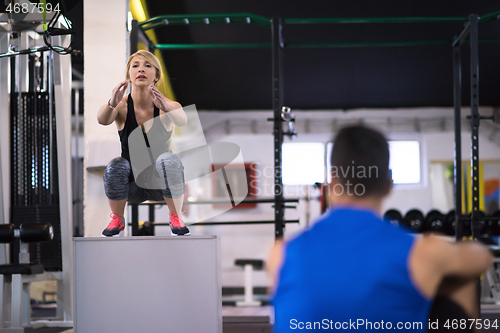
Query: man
xmin=268 ymin=125 xmax=493 ymax=332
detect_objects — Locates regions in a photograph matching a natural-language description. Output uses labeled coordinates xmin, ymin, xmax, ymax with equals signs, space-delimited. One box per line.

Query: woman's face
xmin=128 ymin=57 xmax=157 ymax=87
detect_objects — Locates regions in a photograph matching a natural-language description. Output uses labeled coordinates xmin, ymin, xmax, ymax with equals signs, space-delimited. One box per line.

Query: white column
xmin=0 ymin=27 xmax=10 ymax=266
xmin=53 ymin=29 xmax=74 ymax=321
xmin=19 ymin=32 xmax=29 ymax=92
xmin=84 ymin=0 xmax=129 ymax=237
xmin=10 ymin=275 xmax=22 ymax=328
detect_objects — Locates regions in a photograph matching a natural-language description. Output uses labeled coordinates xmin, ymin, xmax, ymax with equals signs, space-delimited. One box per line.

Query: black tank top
xmin=118 ymin=94 xmax=172 ymax=162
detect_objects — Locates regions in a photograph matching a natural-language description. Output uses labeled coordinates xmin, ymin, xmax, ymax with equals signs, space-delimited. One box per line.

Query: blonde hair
xmin=125 ymin=50 xmax=162 ymax=85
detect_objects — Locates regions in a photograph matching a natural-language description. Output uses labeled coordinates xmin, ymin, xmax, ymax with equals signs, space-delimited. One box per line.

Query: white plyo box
xmin=73 ymin=236 xmax=222 ymax=333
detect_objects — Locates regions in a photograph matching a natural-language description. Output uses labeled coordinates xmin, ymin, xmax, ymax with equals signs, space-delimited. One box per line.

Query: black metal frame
xmin=469 ymin=15 xmax=481 ymax=240
xmin=452 ymin=14 xmax=482 ymax=241
xmin=129 ymin=198 xmax=299 ymax=235
xmin=272 ymin=17 xmax=285 ymax=239
xmin=130 ymin=220 xmax=300 ymax=227
xmin=129 ymin=17 xmax=290 ymax=238
xmin=129 ymin=12 xmax=500 ymax=241
xmin=452 ymin=14 xmax=482 ymax=316
xmin=452 ymin=43 xmax=463 ymax=239
xmin=130 ymin=20 xmax=156 ymax=55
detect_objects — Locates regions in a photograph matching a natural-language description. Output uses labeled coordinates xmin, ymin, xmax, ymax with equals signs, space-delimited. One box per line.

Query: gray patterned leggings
xmin=103 ymin=152 xmax=185 ymax=203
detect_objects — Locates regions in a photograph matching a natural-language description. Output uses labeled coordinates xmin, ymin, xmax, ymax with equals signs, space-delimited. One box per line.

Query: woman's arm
xmin=98 ymin=81 xmax=128 ymax=125
xmin=150 ymin=85 xmax=187 ymax=127
xmin=162 ymin=100 xmax=187 ymax=127
xmin=97 ymin=101 xmax=122 ymax=125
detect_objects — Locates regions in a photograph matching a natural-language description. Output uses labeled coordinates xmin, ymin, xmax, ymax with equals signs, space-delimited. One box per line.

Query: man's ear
xmin=383 ymin=179 xmax=393 ymax=197
xmin=327 ymin=176 xmax=342 ymax=201
xmin=328 ymin=175 xmax=341 ymax=190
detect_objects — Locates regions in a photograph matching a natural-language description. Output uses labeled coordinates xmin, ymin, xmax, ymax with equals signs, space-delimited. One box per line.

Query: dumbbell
xmin=445 ymin=211 xmax=474 ymax=237
xmin=474 ymin=211 xmax=487 ymax=235
xmin=465 ymin=211 xmax=486 ymax=236
xmin=444 ymin=210 xmax=456 ymax=236
xmin=383 ymin=209 xmax=403 ymax=227
xmin=403 ymin=209 xmax=425 ymax=233
xmin=425 ymin=210 xmax=445 ymax=234
xmin=0 ymin=223 xmax=53 ymax=243
xmin=489 ymin=210 xmax=500 ymax=236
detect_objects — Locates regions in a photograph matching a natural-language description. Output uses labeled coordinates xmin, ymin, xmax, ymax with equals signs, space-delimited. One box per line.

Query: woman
xmin=97 ymin=50 xmax=189 ymax=237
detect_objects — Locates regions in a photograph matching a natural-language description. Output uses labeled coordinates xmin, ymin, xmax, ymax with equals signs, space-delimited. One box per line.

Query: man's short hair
xmin=330 ymin=125 xmax=390 ymax=197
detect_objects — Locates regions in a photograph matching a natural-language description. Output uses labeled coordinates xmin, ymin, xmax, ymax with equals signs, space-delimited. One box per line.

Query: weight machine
xmin=0 ymin=0 xmax=74 ymax=329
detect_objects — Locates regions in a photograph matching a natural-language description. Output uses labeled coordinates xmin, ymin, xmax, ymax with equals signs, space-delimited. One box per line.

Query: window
xmin=389 ymin=141 xmax=421 ymax=184
xmin=283 ymin=140 xmax=422 ymax=187
xmin=282 ymin=142 xmax=325 ymax=185
xmin=325 ymin=140 xmax=422 ymax=185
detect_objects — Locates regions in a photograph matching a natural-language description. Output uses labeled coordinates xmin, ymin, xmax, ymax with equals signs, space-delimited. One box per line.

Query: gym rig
xmin=130 ymin=12 xmax=500 ymax=313
xmin=131 ymin=11 xmax=500 ymax=241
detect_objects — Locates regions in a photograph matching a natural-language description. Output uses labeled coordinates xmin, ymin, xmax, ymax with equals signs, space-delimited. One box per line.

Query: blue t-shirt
xmin=273 ymin=207 xmax=432 ymax=332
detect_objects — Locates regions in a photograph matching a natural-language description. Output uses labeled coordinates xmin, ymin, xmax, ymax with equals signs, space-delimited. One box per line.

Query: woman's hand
xmin=149 ymin=85 xmax=187 ymax=127
xmin=149 ymin=85 xmax=173 ymax=111
xmin=110 ymin=81 xmax=128 ymax=107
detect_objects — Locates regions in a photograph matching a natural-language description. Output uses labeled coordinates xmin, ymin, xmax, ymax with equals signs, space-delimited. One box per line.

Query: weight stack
xmin=10 ymin=92 xmax=62 ymax=271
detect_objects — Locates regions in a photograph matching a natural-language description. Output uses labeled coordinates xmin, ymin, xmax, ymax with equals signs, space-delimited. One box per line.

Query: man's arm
xmin=410 ymin=235 xmax=494 ymax=299
xmin=267 ymin=240 xmax=285 ymax=292
xmin=434 ymin=237 xmax=493 ymax=278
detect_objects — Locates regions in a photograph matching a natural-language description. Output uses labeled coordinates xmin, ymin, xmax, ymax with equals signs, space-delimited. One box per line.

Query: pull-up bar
xmin=139 ymin=11 xmax=500 ymax=50
xmin=139 ymin=13 xmax=271 ymax=31
xmin=283 ymin=17 xmax=467 ymax=24
xmin=153 ymin=39 xmax=500 ymax=50
xmin=138 ymin=10 xmax=500 ymax=33
xmin=284 ymin=12 xmax=498 ymax=24
xmin=131 ymin=10 xmax=500 ymax=240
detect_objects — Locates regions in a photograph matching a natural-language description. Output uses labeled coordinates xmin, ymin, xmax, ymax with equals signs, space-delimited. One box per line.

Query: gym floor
xmin=25 ymin=305 xmax=500 ymax=332
xmin=27 ymin=305 xmax=275 ymax=333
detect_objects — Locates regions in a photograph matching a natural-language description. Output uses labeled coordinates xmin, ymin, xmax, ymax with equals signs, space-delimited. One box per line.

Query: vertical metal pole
xmin=453 ymin=45 xmax=463 ymax=241
xmin=20 ymin=32 xmax=29 ymax=92
xmin=148 ymin=204 xmax=155 ymax=235
xmin=74 ymin=88 xmax=80 ymax=159
xmin=272 ymin=17 xmax=284 ymax=239
xmin=469 ymin=14 xmax=482 ymax=318
xmin=469 ymin=14 xmax=480 ymax=240
xmin=131 ymin=20 xmax=138 ymax=55
xmin=53 ymin=27 xmax=74 ymax=322
xmin=0 ymin=29 xmax=11 ymax=266
xmin=148 ymin=204 xmax=155 ymax=223
xmin=0 ymin=274 xmax=4 ymax=327
xmin=131 ymin=204 xmax=139 ymax=236
xmin=11 ymin=274 xmax=23 ymax=328
xmin=48 ymin=51 xmax=54 ymax=201
xmin=16 ymin=35 xmax=25 ymax=205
